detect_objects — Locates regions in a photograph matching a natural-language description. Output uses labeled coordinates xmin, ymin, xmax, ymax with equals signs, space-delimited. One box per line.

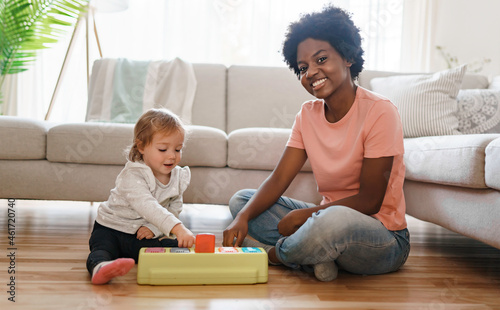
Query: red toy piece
xmin=194 ymin=233 xmax=216 ymax=253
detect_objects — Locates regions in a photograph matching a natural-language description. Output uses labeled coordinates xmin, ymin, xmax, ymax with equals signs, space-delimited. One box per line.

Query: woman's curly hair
xmin=282 ymin=5 xmax=364 ymax=80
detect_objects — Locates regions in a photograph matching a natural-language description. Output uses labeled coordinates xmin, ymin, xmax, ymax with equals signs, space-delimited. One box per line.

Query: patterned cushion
xmin=370 ymin=65 xmax=467 ymax=138
xmin=457 ymin=89 xmax=500 ymax=134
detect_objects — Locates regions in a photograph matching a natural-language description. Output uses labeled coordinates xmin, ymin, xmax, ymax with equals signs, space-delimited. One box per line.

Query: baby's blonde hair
xmin=128 ymin=108 xmax=185 ymax=162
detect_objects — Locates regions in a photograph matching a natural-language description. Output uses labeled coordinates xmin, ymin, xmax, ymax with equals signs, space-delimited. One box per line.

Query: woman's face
xmin=296 ymin=38 xmax=353 ymax=100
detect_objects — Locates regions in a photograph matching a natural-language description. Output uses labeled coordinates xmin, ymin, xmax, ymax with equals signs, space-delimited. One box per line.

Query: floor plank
xmin=0 ymin=199 xmax=499 ymax=309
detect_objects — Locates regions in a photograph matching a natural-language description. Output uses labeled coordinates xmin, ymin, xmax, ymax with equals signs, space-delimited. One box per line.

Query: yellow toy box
xmin=137 ymin=246 xmax=268 ymax=285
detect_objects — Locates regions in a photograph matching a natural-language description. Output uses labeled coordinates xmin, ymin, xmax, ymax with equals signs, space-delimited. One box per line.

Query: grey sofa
xmin=1 ymin=64 xmax=499 ymax=249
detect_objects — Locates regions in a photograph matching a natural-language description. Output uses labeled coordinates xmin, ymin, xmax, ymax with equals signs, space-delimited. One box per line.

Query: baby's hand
xmin=136 ymin=226 xmax=154 ymax=240
xmin=171 ymin=223 xmax=195 ymax=248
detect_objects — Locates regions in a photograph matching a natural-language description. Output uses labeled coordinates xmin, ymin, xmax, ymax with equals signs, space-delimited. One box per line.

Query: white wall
xmin=431 ymin=0 xmax=500 ymax=77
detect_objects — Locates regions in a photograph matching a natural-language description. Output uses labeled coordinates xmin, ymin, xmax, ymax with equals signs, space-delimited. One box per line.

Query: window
xmin=98 ymin=0 xmax=403 ymax=69
xmin=14 ymin=0 xmax=404 ymax=121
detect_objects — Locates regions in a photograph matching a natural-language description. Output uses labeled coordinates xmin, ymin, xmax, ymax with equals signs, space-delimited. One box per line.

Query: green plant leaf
xmin=0 ymin=0 xmax=88 ymax=78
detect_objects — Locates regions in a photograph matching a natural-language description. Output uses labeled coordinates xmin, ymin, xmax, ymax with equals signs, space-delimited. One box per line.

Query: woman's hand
xmin=171 ymin=223 xmax=196 ymax=248
xmin=222 ymin=147 xmax=307 ymax=246
xmin=136 ymin=226 xmax=154 ymax=240
xmin=223 ymin=217 xmax=249 ymax=247
xmin=278 ymin=208 xmax=314 ymax=236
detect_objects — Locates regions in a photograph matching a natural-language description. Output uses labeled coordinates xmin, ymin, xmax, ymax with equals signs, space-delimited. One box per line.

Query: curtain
xmin=1 ymin=75 xmax=17 ymax=116
xmin=400 ymin=0 xmax=438 ymax=72
xmin=9 ymin=0 xmax=404 ymax=122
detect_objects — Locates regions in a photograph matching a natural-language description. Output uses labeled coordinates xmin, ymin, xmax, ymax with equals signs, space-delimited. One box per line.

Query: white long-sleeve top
xmin=96 ymin=161 xmax=191 ymax=238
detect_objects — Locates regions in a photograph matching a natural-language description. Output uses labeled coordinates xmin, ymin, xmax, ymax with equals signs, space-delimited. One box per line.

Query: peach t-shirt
xmin=287 ymin=87 xmax=407 ymax=231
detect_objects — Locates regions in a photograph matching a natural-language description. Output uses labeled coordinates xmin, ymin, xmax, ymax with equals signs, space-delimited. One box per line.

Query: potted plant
xmin=0 ymin=0 xmax=89 ymax=111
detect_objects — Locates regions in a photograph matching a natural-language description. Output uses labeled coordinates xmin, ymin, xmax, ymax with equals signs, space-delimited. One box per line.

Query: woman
xmin=223 ymin=5 xmax=410 ymax=281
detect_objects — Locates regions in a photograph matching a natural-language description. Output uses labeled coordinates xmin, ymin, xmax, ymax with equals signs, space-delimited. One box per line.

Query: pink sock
xmin=91 ymin=258 xmax=135 ymax=285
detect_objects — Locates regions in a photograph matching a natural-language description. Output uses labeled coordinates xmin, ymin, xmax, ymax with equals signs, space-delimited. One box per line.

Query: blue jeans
xmin=229 ymin=189 xmax=410 ymax=275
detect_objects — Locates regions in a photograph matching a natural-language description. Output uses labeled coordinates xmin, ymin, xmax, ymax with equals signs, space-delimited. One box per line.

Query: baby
xmin=86 ymin=108 xmax=195 ymax=284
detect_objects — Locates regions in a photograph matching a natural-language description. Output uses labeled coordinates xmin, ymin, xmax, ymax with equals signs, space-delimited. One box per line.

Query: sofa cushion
xmin=370 ymin=65 xmax=466 ymax=138
xmin=485 ymin=137 xmax=500 ymax=190
xmin=190 ymin=64 xmax=227 ymax=131
xmin=404 ymin=134 xmax=500 ymax=188
xmin=227 ymin=127 xmax=312 ymax=171
xmin=180 ymin=126 xmax=227 ymax=168
xmin=457 ymin=89 xmax=500 ymax=134
xmin=489 ymin=75 xmax=500 ymax=90
xmin=0 ymin=116 xmax=49 ymax=160
xmin=47 ymin=123 xmax=227 ymax=167
xmin=226 ymin=66 xmax=314 ymax=133
xmin=47 ymin=122 xmax=134 ymax=165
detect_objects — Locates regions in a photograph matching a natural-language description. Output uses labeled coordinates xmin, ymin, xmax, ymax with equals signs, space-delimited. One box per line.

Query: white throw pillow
xmin=370 ymin=65 xmax=467 ymax=138
xmin=457 ymin=89 xmax=500 ymax=134
xmin=488 ymin=75 xmax=500 ymax=90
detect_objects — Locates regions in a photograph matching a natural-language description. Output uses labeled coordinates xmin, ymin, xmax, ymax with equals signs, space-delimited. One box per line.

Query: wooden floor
xmin=1 ymin=199 xmax=499 ymax=309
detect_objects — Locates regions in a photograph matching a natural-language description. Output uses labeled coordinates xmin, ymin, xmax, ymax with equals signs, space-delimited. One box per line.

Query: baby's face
xmin=139 ymin=131 xmax=184 ymax=183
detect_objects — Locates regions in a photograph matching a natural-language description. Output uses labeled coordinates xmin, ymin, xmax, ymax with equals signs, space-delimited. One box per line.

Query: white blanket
xmin=86 ymin=57 xmax=197 ymax=124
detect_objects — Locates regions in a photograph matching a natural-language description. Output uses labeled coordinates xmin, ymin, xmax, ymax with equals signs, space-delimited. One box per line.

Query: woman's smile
xmin=311 ymin=77 xmax=328 ymax=89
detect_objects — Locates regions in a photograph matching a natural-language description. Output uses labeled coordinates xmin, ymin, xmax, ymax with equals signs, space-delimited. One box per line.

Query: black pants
xmin=86 ymin=221 xmax=178 ymax=274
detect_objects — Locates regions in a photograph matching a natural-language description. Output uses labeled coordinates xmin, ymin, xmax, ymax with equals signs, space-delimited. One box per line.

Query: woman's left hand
xmin=278 ymin=208 xmax=314 ymax=236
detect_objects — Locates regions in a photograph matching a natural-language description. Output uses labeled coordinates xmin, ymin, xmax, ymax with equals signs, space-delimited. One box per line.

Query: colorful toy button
xmin=218 ymin=247 xmax=239 ymax=253
xmin=170 ymin=248 xmax=191 ymax=253
xmin=241 ymin=247 xmax=262 ymax=253
xmin=145 ymin=248 xmax=166 ymax=253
